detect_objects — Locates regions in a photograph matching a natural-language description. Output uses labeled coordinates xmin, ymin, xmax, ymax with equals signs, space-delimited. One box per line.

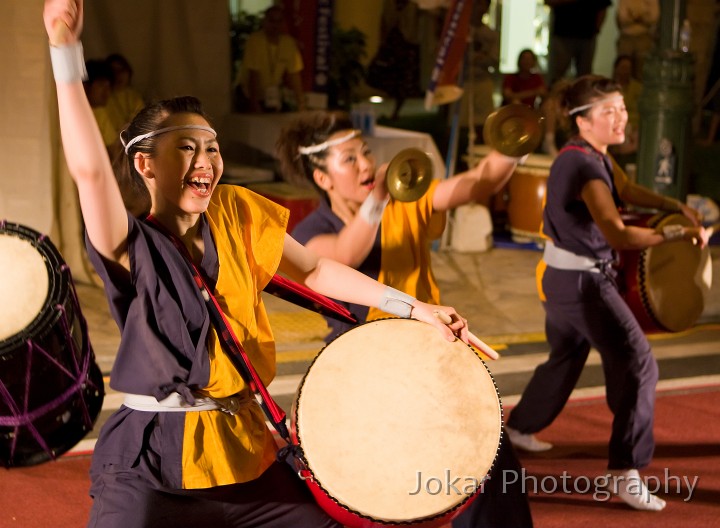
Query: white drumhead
xmin=296 ymin=318 xmax=502 ymax=522
xmin=0 ymin=234 xmax=50 ymax=340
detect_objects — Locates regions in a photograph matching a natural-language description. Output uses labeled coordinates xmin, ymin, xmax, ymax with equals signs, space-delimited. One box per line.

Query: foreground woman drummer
xmin=276 ymin=112 xmax=534 ymax=527
xmin=43 ymin=2 xmax=473 ymax=527
xmin=505 ymin=74 xmax=709 ymax=511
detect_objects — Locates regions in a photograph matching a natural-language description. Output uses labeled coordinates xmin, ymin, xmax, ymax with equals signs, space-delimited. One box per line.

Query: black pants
xmin=507 ymin=268 xmax=659 ymax=469
xmin=87 ymin=461 xmax=342 ymax=528
xmin=452 ymin=433 xmax=534 ymax=528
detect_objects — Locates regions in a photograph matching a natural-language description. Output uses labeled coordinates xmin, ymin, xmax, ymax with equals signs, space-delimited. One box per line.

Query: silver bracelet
xmin=49 ymin=42 xmax=88 ymax=83
xmin=358 ymin=193 xmax=389 ymax=225
xmin=378 ymin=287 xmax=416 ymax=319
xmin=661 ymin=224 xmax=684 ymax=242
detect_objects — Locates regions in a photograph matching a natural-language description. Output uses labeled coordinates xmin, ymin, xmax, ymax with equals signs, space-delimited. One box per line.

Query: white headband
xmin=297 ymin=129 xmax=361 ymax=155
xmin=121 ymin=125 xmax=217 ymax=154
xmin=568 ymin=94 xmax=624 ymax=116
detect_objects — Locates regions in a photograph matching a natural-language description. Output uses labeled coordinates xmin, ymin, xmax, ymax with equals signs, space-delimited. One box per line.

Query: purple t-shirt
xmin=542 ymin=138 xmax=620 ymax=261
xmin=292 ymin=201 xmax=379 ymax=341
xmin=85 ymin=212 xmax=218 ymax=486
xmin=551 ymin=0 xmax=611 ymax=39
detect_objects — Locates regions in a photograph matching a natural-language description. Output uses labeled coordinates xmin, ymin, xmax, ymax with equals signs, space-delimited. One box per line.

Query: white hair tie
xmin=568 ymin=95 xmax=624 ymax=116
xmin=298 ymin=129 xmax=361 ymax=155
xmin=121 ymin=125 xmax=217 ymax=154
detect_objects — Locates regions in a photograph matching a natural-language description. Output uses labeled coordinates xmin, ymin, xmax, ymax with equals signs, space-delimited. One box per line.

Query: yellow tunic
xmin=181 ymin=185 xmax=289 ymax=488
xmin=367 ymin=179 xmax=446 ymax=320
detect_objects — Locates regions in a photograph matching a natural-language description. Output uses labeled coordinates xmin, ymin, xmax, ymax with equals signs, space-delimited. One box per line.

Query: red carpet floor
xmin=516 ymin=385 xmax=720 ymax=528
xmin=1 ymin=386 xmax=718 ymax=528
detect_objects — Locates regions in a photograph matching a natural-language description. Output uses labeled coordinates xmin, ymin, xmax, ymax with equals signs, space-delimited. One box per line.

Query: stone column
xmin=637 ymin=0 xmax=694 ymax=199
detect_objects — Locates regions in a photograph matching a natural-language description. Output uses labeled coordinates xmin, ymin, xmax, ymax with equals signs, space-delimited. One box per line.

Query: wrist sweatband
xmin=359 ymin=193 xmax=389 ymax=225
xmin=661 ymin=224 xmax=684 ymax=242
xmin=50 ymin=42 xmax=88 ymax=83
xmin=378 ymin=287 xmax=416 ymax=318
xmin=498 ymin=153 xmax=529 ymax=165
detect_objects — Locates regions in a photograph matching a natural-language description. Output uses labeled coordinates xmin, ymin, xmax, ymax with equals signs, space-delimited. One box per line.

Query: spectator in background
xmin=545 ymin=0 xmax=611 ymax=85
xmin=365 ymin=0 xmax=422 ymax=121
xmin=83 ymin=59 xmax=117 ymax=151
xmin=106 ymin=53 xmax=145 ymax=134
xmin=616 ymin=0 xmax=659 ymax=80
xmin=610 ymin=54 xmax=643 ymax=165
xmin=237 ymin=5 xmax=306 ymax=113
xmin=502 ymin=48 xmax=548 ymax=109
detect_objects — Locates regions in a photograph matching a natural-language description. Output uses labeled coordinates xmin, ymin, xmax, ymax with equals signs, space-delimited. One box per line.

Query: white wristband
xmin=661 ymin=224 xmax=684 ymax=242
xmin=50 ymin=42 xmax=88 ymax=83
xmin=378 ymin=287 xmax=416 ymax=318
xmin=359 ymin=193 xmax=389 ymax=225
xmin=498 ymin=153 xmax=529 ymax=165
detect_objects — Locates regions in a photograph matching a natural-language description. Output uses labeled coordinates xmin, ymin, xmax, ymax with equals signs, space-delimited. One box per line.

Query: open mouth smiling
xmin=360 ymin=177 xmax=375 ymax=189
xmin=185 ymin=175 xmax=213 ymax=195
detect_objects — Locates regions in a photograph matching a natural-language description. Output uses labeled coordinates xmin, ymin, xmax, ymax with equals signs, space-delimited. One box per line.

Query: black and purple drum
xmin=0 ymin=221 xmax=104 ymax=467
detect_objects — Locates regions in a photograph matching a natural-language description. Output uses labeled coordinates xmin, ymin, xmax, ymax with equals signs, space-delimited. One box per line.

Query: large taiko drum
xmin=0 ymin=222 xmax=104 ymax=467
xmin=506 ymin=154 xmax=553 ymax=244
xmin=619 ymin=213 xmax=713 ymax=333
xmin=292 ymin=318 xmax=503 ymax=527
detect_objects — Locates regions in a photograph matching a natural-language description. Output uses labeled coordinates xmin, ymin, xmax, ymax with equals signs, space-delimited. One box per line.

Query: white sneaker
xmin=505 ymin=426 xmax=553 ymax=452
xmin=607 ymin=469 xmax=667 ymax=511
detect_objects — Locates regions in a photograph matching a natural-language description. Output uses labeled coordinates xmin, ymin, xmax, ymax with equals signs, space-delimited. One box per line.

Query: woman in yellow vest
xmin=43 ymin=1 xmax=470 ymax=526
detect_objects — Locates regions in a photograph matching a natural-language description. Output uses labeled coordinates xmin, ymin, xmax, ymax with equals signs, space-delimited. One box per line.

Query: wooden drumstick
xmin=707 ymin=222 xmax=720 ymax=239
xmin=692 ymin=222 xmax=720 ymax=246
xmin=433 ymin=310 xmax=500 ymax=361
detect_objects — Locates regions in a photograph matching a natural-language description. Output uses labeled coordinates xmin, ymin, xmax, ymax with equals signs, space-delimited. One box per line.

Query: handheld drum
xmin=291 ymin=318 xmax=502 ymax=527
xmin=0 ymin=222 xmax=104 ymax=467
xmin=619 ymin=213 xmax=713 ymax=333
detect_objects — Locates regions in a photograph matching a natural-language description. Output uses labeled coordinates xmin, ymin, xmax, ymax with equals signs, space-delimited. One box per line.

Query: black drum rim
xmin=0 ymin=222 xmax=69 ymax=356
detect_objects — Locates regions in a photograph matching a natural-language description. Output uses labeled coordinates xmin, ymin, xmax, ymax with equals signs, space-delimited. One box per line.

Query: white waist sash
xmin=123 ymin=393 xmax=221 ymax=412
xmin=543 ymin=240 xmax=601 ymax=273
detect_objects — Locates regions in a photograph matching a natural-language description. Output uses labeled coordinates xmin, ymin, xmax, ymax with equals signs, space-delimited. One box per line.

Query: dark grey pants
xmin=86 ymin=461 xmax=342 ymax=528
xmin=548 ymin=35 xmax=597 ymax=84
xmin=452 ymin=434 xmax=534 ymax=528
xmin=507 ymin=268 xmax=659 ymax=469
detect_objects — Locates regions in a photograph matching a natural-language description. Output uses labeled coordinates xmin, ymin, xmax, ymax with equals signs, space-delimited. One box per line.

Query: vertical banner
xmin=283 ymin=0 xmax=334 ymax=96
xmin=424 ymin=0 xmax=472 ymax=109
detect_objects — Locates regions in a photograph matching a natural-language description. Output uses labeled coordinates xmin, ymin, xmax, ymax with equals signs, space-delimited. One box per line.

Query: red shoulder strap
xmin=558 ymin=145 xmax=590 ymax=156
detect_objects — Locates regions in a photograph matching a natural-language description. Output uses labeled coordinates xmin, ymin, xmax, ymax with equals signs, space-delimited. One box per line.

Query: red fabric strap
xmin=145 ymin=215 xmax=290 ymax=442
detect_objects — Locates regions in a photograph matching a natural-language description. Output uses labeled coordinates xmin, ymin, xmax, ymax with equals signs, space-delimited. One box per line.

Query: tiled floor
xmin=63 ymin=242 xmax=720 ymax=456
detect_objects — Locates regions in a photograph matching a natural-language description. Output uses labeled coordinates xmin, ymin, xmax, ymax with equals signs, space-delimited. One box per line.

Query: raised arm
xmin=431 ymin=150 xmax=518 ymax=212
xmin=44 ymin=0 xmax=130 ymax=266
xmin=279 ymin=234 xmax=468 ymax=342
xmin=303 ymin=164 xmax=389 ymax=268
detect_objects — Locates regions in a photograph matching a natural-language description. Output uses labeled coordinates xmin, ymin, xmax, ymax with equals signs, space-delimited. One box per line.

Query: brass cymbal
xmin=386 ymin=148 xmax=434 ymax=202
xmin=483 ymin=104 xmax=545 ymax=157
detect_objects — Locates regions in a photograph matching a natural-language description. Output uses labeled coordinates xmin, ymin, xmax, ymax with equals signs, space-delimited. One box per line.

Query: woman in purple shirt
xmin=505 ymin=75 xmax=708 ymax=512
